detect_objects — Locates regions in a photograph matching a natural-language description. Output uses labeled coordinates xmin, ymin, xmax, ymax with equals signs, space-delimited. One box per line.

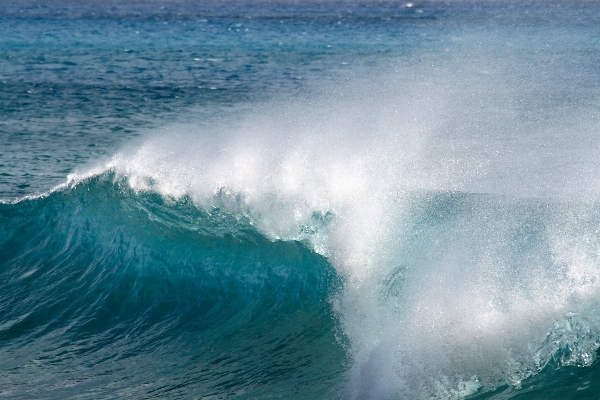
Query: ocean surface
xmin=2 ymin=0 xmax=600 ymax=398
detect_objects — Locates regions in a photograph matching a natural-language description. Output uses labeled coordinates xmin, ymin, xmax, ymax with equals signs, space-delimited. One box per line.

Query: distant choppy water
xmin=3 ymin=1 xmax=600 ymax=399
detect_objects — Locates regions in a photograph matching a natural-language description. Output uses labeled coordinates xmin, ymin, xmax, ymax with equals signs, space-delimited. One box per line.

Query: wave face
xmin=0 ymin=174 xmax=346 ymax=398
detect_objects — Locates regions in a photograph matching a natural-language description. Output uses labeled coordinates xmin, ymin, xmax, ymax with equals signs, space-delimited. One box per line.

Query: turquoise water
xmin=0 ymin=174 xmax=345 ymax=398
xmin=3 ymin=1 xmax=600 ymax=398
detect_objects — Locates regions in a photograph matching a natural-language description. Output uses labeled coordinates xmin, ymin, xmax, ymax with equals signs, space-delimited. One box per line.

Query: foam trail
xmin=70 ymin=49 xmax=600 ymax=398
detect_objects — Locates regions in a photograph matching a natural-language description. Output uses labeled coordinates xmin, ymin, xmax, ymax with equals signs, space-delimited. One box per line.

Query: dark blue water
xmin=3 ymin=1 xmax=600 ymax=398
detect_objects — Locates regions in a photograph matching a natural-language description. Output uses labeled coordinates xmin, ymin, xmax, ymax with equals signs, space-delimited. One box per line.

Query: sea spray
xmin=61 ymin=53 xmax=600 ymax=397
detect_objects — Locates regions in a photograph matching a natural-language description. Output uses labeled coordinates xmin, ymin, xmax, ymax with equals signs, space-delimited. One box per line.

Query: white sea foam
xmin=69 ymin=48 xmax=600 ymax=398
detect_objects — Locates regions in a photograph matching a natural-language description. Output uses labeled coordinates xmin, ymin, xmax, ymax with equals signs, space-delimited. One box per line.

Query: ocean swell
xmin=0 ymin=174 xmax=346 ymax=399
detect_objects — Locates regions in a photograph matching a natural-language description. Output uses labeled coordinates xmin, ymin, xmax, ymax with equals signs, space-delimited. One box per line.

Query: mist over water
xmin=3 ymin=1 xmax=600 ymax=398
xmin=64 ymin=34 xmax=600 ymax=397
